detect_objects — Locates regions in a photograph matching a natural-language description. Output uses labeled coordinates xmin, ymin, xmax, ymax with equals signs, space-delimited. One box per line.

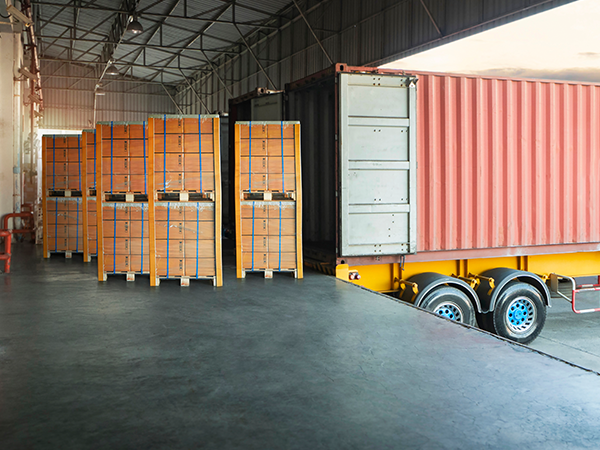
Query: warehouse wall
xmin=0 ymin=22 xmax=25 ymax=219
xmin=175 ymin=0 xmax=577 ymax=113
xmin=40 ymin=61 xmax=176 ymax=130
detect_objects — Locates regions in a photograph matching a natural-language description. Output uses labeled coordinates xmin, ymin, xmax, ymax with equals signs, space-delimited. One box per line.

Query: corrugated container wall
xmin=416 ymin=72 xmax=600 ymax=253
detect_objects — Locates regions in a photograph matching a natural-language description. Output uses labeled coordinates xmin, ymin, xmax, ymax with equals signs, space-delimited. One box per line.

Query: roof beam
xmin=30 ymin=1 xmax=280 ymax=29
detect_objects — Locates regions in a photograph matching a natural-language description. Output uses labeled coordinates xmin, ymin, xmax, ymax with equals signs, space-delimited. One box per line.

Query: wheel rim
xmin=506 ymin=296 xmax=536 ymax=333
xmin=433 ymin=302 xmax=463 ymax=322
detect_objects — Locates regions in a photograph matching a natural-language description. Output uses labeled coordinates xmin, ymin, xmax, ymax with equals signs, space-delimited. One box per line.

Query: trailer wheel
xmin=420 ymin=286 xmax=477 ymax=326
xmin=489 ymin=281 xmax=547 ymax=344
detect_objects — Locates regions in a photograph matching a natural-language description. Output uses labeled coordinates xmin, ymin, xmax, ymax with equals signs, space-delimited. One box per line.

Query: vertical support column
xmin=214 ymin=116 xmax=223 ymax=287
xmin=96 ymin=124 xmax=105 ymax=281
xmin=294 ymin=123 xmax=303 ymax=279
xmin=42 ymin=136 xmax=49 ymax=258
xmin=148 ymin=118 xmax=158 ymax=287
xmin=235 ymin=123 xmax=243 ymax=278
xmin=82 ymin=132 xmax=90 ymax=262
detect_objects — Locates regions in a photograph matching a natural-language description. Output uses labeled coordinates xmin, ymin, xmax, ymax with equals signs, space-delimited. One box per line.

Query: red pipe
xmin=1 ymin=212 xmax=35 ymax=241
xmin=0 ymin=230 xmax=11 ymax=273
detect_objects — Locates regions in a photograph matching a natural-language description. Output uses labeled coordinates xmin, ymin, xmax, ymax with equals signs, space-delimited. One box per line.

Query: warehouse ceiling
xmin=33 ymin=0 xmax=293 ymax=86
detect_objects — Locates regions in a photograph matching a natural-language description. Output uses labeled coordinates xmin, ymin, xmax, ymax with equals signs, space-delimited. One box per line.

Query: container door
xmin=339 ymin=73 xmax=417 ymax=256
xmin=251 ymin=94 xmax=283 ymax=120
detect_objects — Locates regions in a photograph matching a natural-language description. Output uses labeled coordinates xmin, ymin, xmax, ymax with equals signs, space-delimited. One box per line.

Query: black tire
xmin=420 ymin=286 xmax=477 ymax=326
xmin=489 ymin=281 xmax=547 ymax=344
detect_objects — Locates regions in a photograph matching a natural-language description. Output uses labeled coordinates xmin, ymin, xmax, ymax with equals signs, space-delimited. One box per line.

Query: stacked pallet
xmin=82 ymin=129 xmax=97 ymax=262
xmin=42 ymin=135 xmax=87 ymax=258
xmin=96 ymin=122 xmax=149 ymax=281
xmin=148 ymin=115 xmax=222 ymax=287
xmin=234 ymin=122 xmax=303 ymax=278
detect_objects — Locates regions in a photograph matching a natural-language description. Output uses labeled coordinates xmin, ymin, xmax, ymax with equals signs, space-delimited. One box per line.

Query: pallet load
xmin=82 ymin=129 xmax=97 ymax=262
xmin=96 ymin=122 xmax=149 ymax=281
xmin=147 ymin=115 xmax=223 ymax=287
xmin=234 ymin=122 xmax=303 ymax=278
xmin=42 ymin=134 xmax=88 ymax=259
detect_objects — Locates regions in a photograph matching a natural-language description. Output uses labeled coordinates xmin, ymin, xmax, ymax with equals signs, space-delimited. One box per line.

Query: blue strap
xmin=141 ymin=208 xmax=144 ymax=273
xmin=110 ymin=122 xmax=114 ymax=194
xmin=281 ymin=121 xmax=285 ymax=192
xmin=248 ymin=121 xmax=252 ymax=192
xmin=251 ymin=201 xmax=255 ymax=271
xmin=52 ymin=135 xmax=56 ymax=190
xmin=75 ymin=199 xmax=79 ymax=252
xmin=163 ymin=115 xmax=167 ymax=192
xmin=54 ymin=199 xmax=58 ymax=251
xmin=196 ymin=202 xmax=199 ymax=279
xmin=113 ymin=202 xmax=116 ymax=274
xmin=278 ymin=201 xmax=282 ymax=271
xmin=166 ymin=201 xmax=170 ymax=278
xmin=93 ymin=130 xmax=96 ymax=188
xmin=198 ymin=115 xmax=203 ymax=193
xmin=143 ymin=121 xmax=147 ymax=195
xmin=78 ymin=135 xmax=82 ymax=191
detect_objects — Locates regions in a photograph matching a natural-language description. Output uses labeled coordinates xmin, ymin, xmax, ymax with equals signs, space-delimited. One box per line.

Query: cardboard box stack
xmin=82 ymin=129 xmax=97 ymax=262
xmin=42 ymin=134 xmax=87 ymax=258
xmin=148 ymin=115 xmax=222 ymax=287
xmin=234 ymin=122 xmax=303 ymax=278
xmin=96 ymin=122 xmax=150 ymax=281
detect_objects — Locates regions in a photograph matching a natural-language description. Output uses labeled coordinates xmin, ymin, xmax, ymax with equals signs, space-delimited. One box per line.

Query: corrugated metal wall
xmin=175 ymin=0 xmax=577 ymax=114
xmin=41 ymin=61 xmax=176 ymax=130
xmin=416 ymin=72 xmax=600 ymax=252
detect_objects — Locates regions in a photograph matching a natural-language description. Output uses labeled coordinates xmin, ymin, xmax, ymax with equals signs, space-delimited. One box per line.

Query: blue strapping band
xmin=163 ymin=115 xmax=167 ymax=192
xmin=110 ymin=122 xmax=114 ymax=194
xmin=248 ymin=121 xmax=252 ymax=192
xmin=278 ymin=201 xmax=282 ymax=271
xmin=54 ymin=199 xmax=58 ymax=251
xmin=141 ymin=208 xmax=144 ymax=273
xmin=52 ymin=135 xmax=56 ymax=190
xmin=113 ymin=202 xmax=117 ymax=274
xmin=251 ymin=201 xmax=255 ymax=271
xmin=78 ymin=135 xmax=82 ymax=191
xmin=166 ymin=201 xmax=170 ymax=278
xmin=196 ymin=202 xmax=199 ymax=279
xmin=93 ymin=130 xmax=96 ymax=188
xmin=143 ymin=121 xmax=147 ymax=195
xmin=281 ymin=121 xmax=285 ymax=192
xmin=198 ymin=115 xmax=203 ymax=193
xmin=76 ymin=199 xmax=79 ymax=253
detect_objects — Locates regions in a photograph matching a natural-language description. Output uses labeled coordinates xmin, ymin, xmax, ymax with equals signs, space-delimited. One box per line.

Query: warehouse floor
xmin=3 ymin=243 xmax=600 ymax=449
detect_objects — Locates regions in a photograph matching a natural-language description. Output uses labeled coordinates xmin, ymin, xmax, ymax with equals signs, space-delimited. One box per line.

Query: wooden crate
xmin=234 ymin=121 xmax=303 ymax=279
xmin=236 ymin=200 xmax=302 ymax=278
xmin=42 ymin=134 xmax=84 ymax=195
xmin=97 ymin=201 xmax=150 ymax=281
xmin=147 ymin=115 xmax=223 ymax=287
xmin=96 ymin=121 xmax=149 ymax=196
xmin=42 ymin=197 xmax=85 ymax=258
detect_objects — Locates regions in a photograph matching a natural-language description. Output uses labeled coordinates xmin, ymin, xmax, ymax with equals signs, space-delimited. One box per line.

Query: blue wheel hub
xmin=506 ymin=297 xmax=535 ymax=333
xmin=433 ymin=303 xmax=463 ymax=322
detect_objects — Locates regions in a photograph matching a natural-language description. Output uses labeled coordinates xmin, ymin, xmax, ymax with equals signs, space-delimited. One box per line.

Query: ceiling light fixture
xmin=95 ymin=84 xmax=105 ymax=96
xmin=7 ymin=5 xmax=32 ymax=27
xmin=127 ymin=15 xmax=143 ymax=34
xmin=106 ymin=63 xmax=119 ymax=76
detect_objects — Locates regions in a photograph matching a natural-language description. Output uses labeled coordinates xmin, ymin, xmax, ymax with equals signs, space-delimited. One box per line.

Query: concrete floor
xmin=532 ymin=290 xmax=600 ymax=373
xmin=3 ymin=243 xmax=600 ymax=449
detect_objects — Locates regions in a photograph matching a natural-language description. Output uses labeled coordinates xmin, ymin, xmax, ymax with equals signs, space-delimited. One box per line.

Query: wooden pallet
xmin=154 ymin=275 xmax=219 ymax=287
xmin=46 ymin=250 xmax=83 ymax=259
xmin=155 ymin=191 xmax=214 ymax=202
xmin=46 ymin=190 xmax=83 ymax=198
xmin=100 ymin=271 xmax=148 ymax=282
xmin=100 ymin=192 xmax=148 ymax=203
xmin=239 ymin=268 xmax=299 ymax=279
xmin=241 ymin=191 xmax=296 ymax=201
